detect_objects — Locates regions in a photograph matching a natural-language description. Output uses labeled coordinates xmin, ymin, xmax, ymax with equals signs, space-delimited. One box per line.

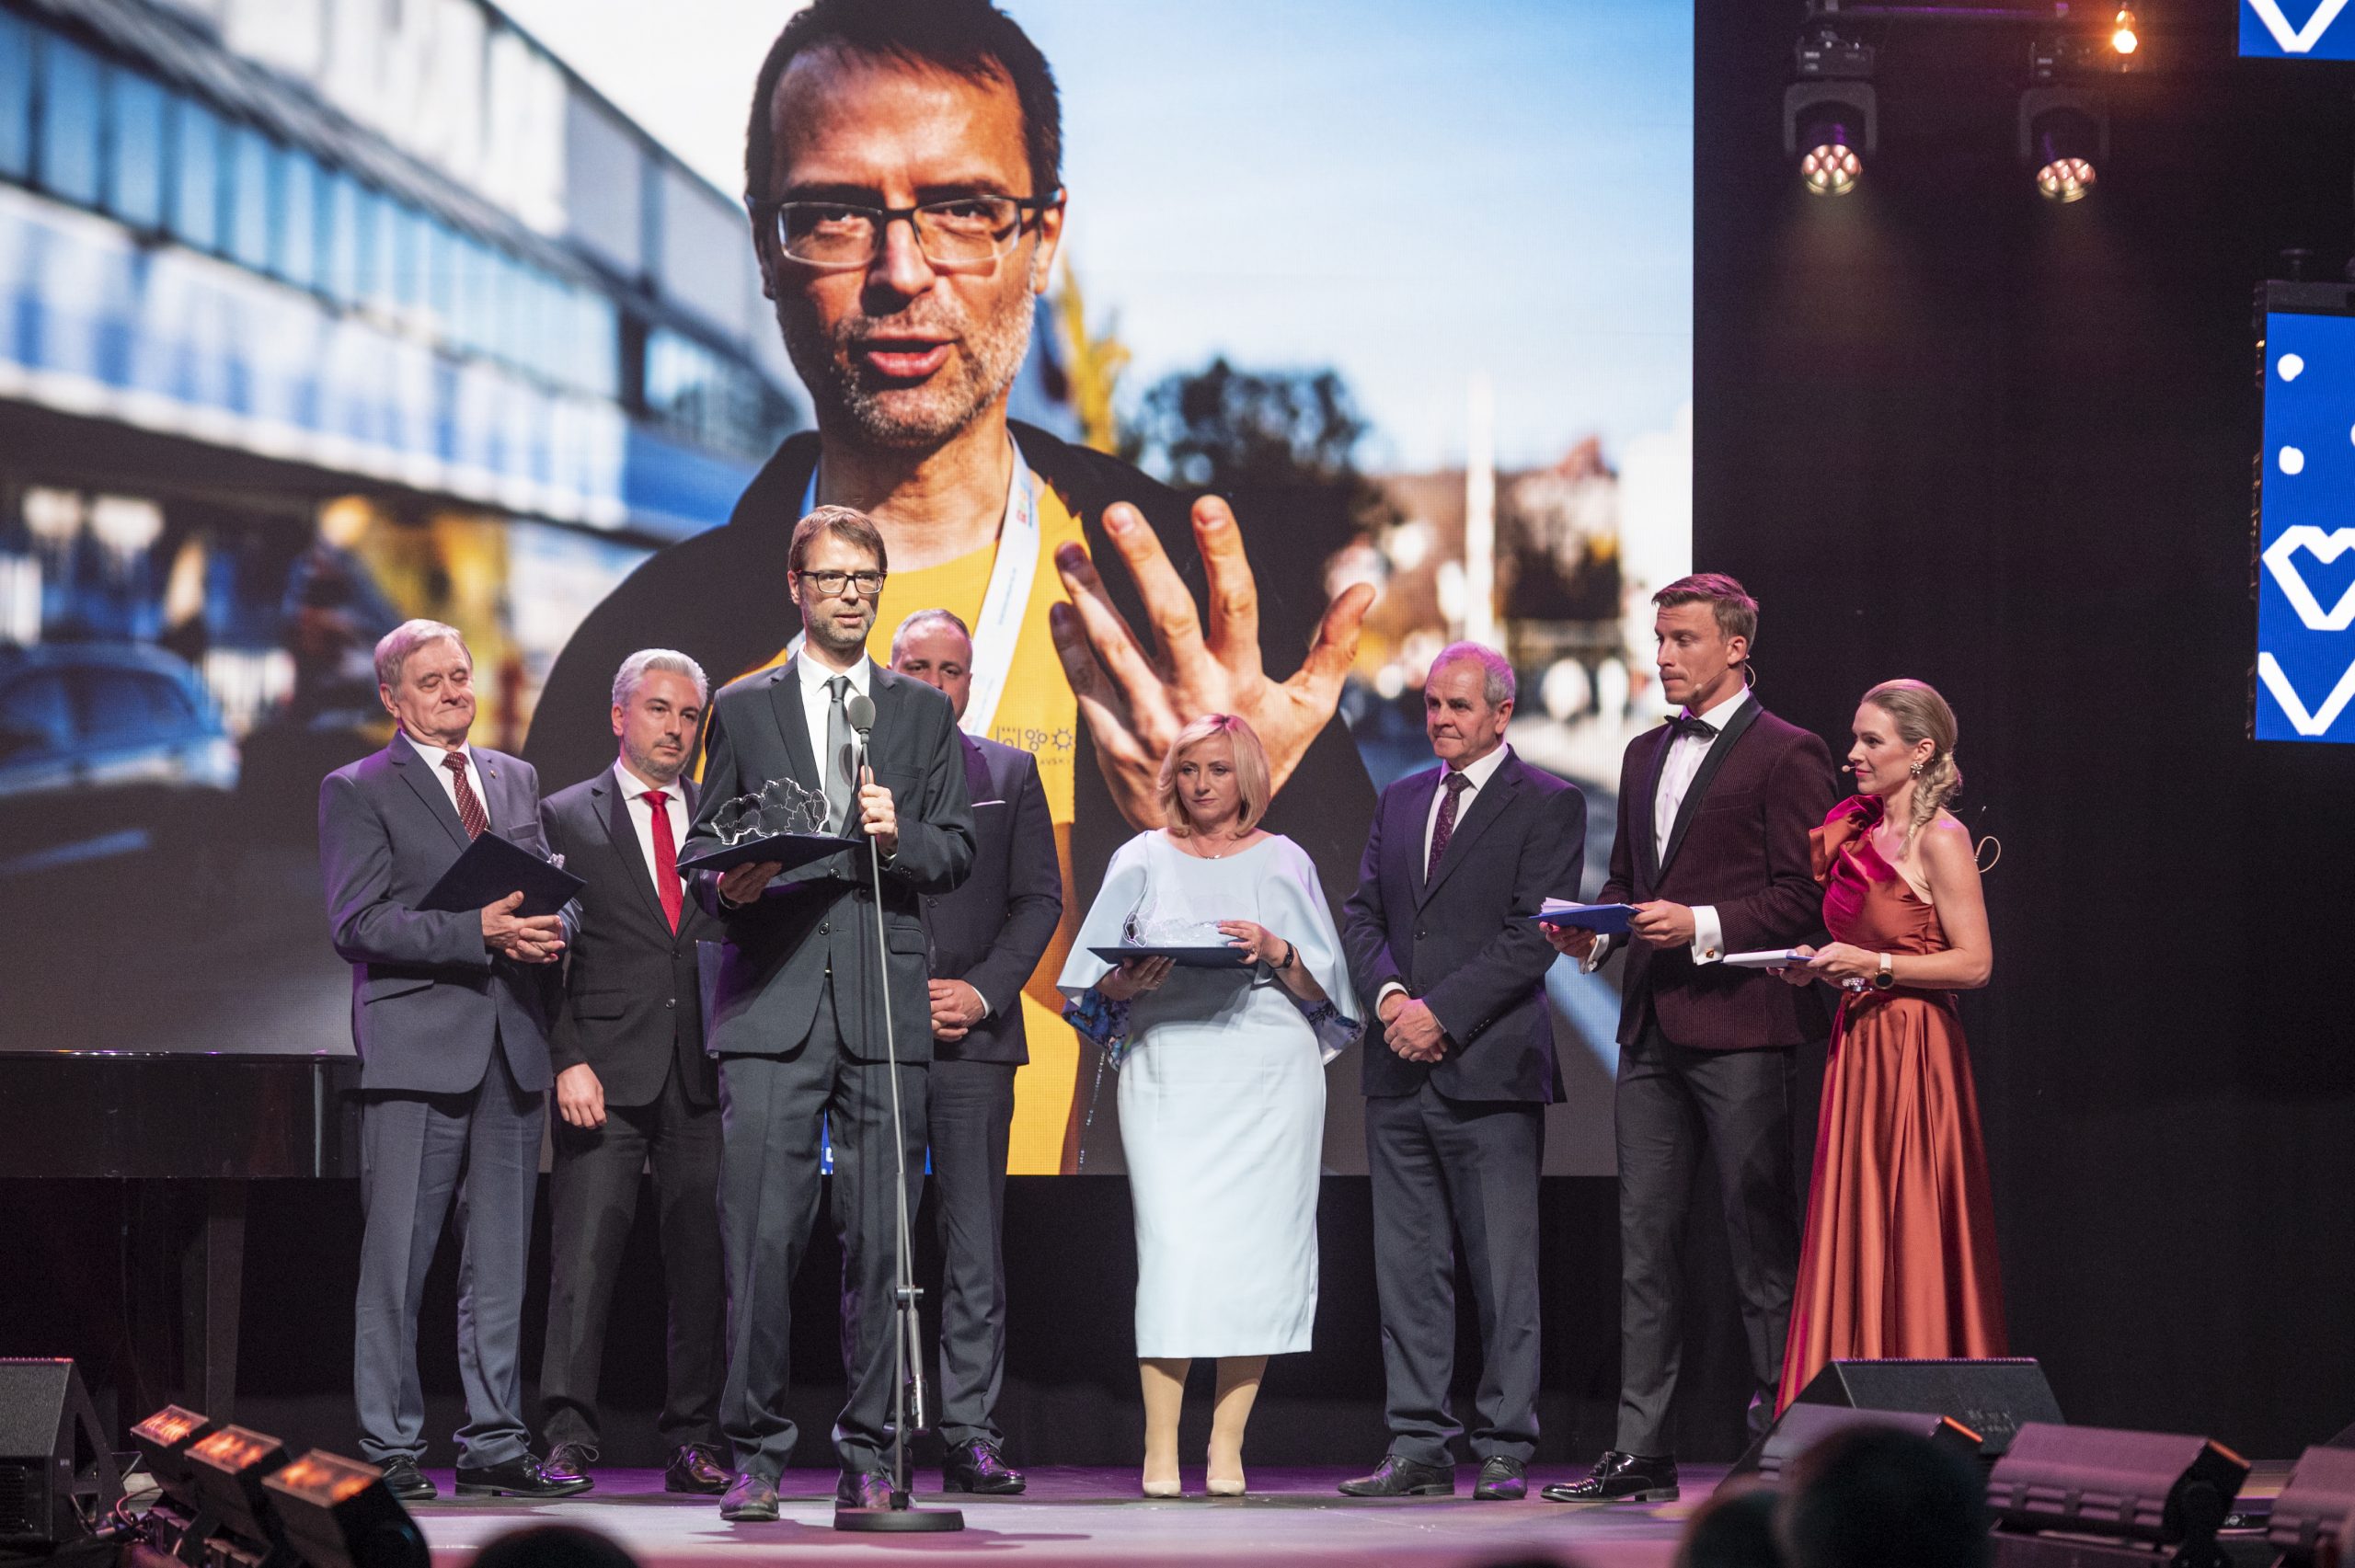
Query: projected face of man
xmin=892 ymin=618 xmax=974 ymax=723
xmin=381 ymin=637 xmax=475 ymax=751
xmin=756 ymin=47 xmax=1063 ymax=453
xmin=613 ymin=670 xmax=704 ymax=790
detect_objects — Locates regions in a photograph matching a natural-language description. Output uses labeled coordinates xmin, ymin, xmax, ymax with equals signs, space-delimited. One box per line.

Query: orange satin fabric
xmin=1776 ymin=796 xmax=2007 ymax=1411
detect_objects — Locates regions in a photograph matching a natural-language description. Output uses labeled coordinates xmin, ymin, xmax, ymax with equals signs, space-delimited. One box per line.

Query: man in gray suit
xmin=1338 ymin=643 xmax=1588 ymax=1503
xmin=684 ymin=508 xmax=976 ymax=1521
xmin=890 ymin=610 xmax=1062 ymax=1496
xmin=318 ymin=619 xmax=588 ymax=1502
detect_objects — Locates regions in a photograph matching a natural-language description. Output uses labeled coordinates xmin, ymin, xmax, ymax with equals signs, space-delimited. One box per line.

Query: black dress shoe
xmin=664 ymin=1443 xmax=729 ymax=1495
xmin=453 ymin=1453 xmax=593 ymax=1498
xmin=1338 ymin=1455 xmax=1456 ymax=1497
xmin=1540 ymin=1450 xmax=1680 ymax=1504
xmin=1474 ymin=1455 xmax=1528 ymax=1501
xmin=718 ymin=1471 xmax=778 ymax=1522
xmin=942 ymin=1438 xmax=1027 ymax=1495
xmin=546 ymin=1442 xmax=596 ymax=1482
xmin=378 ymin=1457 xmax=434 ymax=1502
xmin=836 ymin=1468 xmax=897 ymax=1510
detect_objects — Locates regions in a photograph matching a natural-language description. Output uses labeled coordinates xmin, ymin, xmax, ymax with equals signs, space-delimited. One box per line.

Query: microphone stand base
xmin=833 ymin=1503 xmax=965 ymax=1533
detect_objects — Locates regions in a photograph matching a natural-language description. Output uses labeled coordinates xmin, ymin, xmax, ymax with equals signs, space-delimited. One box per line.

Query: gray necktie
xmin=824 ymin=675 xmax=854 ymax=833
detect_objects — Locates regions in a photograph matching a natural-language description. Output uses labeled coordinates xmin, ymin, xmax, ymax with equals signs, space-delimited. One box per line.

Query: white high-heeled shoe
xmin=1205 ymin=1474 xmax=1246 ymax=1496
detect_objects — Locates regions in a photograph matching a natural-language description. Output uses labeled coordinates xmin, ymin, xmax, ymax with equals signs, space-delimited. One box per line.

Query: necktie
xmin=643 ymin=790 xmax=682 ymax=933
xmin=442 ymin=750 xmax=488 ymax=840
xmin=824 ymin=675 xmax=854 ymax=833
xmin=1427 ymin=772 xmax=1471 ymax=882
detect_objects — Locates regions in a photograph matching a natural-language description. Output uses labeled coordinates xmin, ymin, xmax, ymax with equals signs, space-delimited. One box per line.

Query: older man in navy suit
xmin=318 ymin=619 xmax=586 ymax=1502
xmin=1339 ymin=643 xmax=1588 ymax=1503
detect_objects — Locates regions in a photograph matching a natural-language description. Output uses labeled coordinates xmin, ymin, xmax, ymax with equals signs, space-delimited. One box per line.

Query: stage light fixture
xmin=132 ymin=1405 xmax=224 ymax=1562
xmin=1990 ymin=1422 xmax=2248 ymax=1568
xmin=261 ymin=1451 xmax=426 ymax=1568
xmin=1786 ymin=26 xmax=1876 ymax=198
xmin=2111 ymin=5 xmax=2140 ymax=56
xmin=2018 ymin=86 xmax=2108 ymax=204
xmin=185 ymin=1425 xmax=293 ymax=1568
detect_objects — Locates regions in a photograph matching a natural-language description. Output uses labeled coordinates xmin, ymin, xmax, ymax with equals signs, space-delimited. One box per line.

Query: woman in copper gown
xmin=1775 ymin=679 xmax=2004 ymax=1410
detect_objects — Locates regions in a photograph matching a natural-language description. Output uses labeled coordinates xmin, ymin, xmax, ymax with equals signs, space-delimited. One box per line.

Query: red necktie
xmin=442 ymin=751 xmax=488 ymax=840
xmin=1427 ymin=772 xmax=1470 ymax=882
xmin=644 ymin=790 xmax=682 ymax=932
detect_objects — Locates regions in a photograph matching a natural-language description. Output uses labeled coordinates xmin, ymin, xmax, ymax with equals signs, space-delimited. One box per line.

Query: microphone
xmin=845 ymin=692 xmax=876 ymax=739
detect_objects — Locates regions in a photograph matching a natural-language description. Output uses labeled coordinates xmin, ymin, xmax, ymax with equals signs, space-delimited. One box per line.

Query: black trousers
xmin=1365 ymin=1082 xmax=1545 ymax=1466
xmin=923 ymin=1057 xmax=1017 ymax=1449
xmin=1614 ymin=1024 xmax=1799 ymax=1456
xmin=716 ymin=976 xmax=927 ymax=1479
xmin=539 ymin=1055 xmax=725 ymax=1454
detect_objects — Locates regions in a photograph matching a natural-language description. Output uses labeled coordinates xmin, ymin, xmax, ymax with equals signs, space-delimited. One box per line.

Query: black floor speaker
xmin=0 ymin=1358 xmax=121 ymax=1548
xmin=1729 ymin=1357 xmax=2064 ymax=1480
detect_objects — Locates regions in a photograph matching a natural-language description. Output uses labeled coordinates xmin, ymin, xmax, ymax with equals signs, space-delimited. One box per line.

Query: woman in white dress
xmin=1058 ymin=715 xmax=1359 ymax=1498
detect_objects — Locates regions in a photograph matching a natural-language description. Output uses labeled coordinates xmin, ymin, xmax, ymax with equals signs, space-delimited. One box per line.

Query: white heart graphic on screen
xmin=2280 ymin=353 xmax=2306 ymax=381
xmin=2264 ymin=525 xmax=2355 ymax=631
xmin=2259 ymin=653 xmax=2355 ymax=736
xmin=2281 ymin=446 xmax=2306 ymax=475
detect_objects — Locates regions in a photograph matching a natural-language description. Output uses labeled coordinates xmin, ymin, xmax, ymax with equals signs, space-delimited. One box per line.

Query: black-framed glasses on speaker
xmin=797 ymin=568 xmax=888 ymax=599
xmin=752 ymin=194 xmax=1059 ymax=272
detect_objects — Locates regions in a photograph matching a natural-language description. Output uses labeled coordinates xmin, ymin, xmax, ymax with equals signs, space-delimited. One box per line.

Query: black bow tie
xmin=1667 ymin=714 xmax=1717 ymax=740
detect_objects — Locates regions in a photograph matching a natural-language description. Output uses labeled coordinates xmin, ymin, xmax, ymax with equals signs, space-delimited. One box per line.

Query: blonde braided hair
xmin=1862 ymin=679 xmax=1961 ymax=853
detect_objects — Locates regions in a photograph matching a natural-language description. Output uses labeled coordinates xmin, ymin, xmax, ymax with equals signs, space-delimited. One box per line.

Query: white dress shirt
xmin=796 ymin=652 xmax=873 ymax=807
xmin=614 ymin=760 xmax=688 ymax=898
xmin=1650 ymin=684 xmax=1749 ymax=965
xmin=404 ymin=730 xmax=487 ymax=823
xmin=1377 ymin=741 xmax=1516 ymax=1013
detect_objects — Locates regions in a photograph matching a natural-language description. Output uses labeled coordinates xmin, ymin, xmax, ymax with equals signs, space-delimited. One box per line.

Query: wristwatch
xmin=1871 ymin=953 xmax=1896 ymax=990
xmin=1275 ymin=940 xmax=1297 ymax=972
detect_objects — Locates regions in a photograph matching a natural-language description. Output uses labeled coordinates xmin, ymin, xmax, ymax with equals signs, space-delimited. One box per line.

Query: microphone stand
xmin=833 ymin=702 xmax=962 ymax=1534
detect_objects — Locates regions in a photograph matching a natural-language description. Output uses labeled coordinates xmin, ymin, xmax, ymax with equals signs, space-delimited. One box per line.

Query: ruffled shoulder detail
xmin=1809 ymin=794 xmax=1883 ymax=882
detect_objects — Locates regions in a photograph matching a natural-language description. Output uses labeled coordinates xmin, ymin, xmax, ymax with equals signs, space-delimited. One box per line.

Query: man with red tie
xmin=535 ymin=650 xmax=730 ymax=1494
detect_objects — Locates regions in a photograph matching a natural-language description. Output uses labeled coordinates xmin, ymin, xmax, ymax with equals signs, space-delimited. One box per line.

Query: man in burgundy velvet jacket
xmin=1542 ymin=574 xmax=1836 ymax=1505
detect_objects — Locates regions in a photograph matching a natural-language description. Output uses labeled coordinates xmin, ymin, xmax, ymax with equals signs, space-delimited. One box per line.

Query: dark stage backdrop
xmin=1695 ymin=1 xmax=2355 ymax=1458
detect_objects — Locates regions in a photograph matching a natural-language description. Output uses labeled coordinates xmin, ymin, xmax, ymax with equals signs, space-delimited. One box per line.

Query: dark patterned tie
xmin=643 ymin=790 xmax=682 ymax=932
xmin=1427 ymin=772 xmax=1471 ymax=882
xmin=442 ymin=750 xmax=488 ymax=840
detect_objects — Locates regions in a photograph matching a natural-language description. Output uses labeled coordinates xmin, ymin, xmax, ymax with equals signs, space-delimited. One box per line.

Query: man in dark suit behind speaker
xmin=1338 ymin=643 xmax=1589 ymax=1503
xmin=889 ymin=609 xmax=1062 ymax=1496
xmin=684 ymin=507 xmax=975 ymax=1522
xmin=535 ymin=649 xmax=729 ymax=1494
xmin=1542 ymin=573 xmax=1835 ymax=1505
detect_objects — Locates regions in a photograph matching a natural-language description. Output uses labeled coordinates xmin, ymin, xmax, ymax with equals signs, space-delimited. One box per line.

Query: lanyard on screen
xmin=795 ymin=433 xmax=1038 ymax=739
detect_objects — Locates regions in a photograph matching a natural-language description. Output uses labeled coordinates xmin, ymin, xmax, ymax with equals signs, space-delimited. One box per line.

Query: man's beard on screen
xmin=782 ymin=295 xmax=1035 ymax=452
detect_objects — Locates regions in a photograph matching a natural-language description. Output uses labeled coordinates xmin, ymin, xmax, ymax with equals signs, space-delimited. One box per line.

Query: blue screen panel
xmin=2240 ymin=0 xmax=2355 ymax=59
xmin=2257 ymin=307 xmax=2355 ymax=743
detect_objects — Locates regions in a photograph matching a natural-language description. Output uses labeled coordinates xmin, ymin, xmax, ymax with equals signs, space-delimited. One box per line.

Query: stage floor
xmin=408 ymin=1465 xmax=1714 ymax=1567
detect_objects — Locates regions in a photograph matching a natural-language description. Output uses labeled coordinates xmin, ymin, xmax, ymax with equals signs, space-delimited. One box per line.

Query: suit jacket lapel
xmin=960 ymin=732 xmax=992 ymax=804
xmin=477 ymin=750 xmax=513 ymax=833
xmin=1402 ymin=767 xmax=1442 ymax=899
xmin=1419 ymin=755 xmax=1522 ymax=907
xmin=766 ymin=663 xmax=822 ymax=788
xmin=1658 ymin=697 xmax=1764 ymax=878
xmin=595 ymin=775 xmax=669 ymax=932
xmin=388 ymin=737 xmax=467 ymax=849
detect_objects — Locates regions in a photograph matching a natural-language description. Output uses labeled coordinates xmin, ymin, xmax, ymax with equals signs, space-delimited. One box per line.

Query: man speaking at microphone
xmin=684 ymin=505 xmax=975 ymax=1522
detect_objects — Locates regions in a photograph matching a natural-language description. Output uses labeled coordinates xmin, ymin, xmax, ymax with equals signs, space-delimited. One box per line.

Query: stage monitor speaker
xmin=1789 ymin=1356 xmax=2063 ymax=1458
xmin=2269 ymin=1444 xmax=2355 ymax=1566
xmin=1989 ymin=1421 xmax=2247 ymax=1568
xmin=0 ymin=1357 xmax=123 ymax=1547
xmin=1720 ymin=1401 xmax=1983 ymax=1491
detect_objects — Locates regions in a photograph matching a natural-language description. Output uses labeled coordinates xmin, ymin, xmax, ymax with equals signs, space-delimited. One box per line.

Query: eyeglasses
xmin=752 ymin=195 xmax=1057 ymax=271
xmin=796 ymin=568 xmax=887 ymax=599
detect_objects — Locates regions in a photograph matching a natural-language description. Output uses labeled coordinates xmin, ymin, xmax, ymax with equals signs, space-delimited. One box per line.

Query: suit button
xmin=820 ymin=921 xmax=831 ymax=934
xmin=665 ymin=998 xmax=676 ymax=1009
xmin=1417 ymin=928 xmax=1428 ymax=939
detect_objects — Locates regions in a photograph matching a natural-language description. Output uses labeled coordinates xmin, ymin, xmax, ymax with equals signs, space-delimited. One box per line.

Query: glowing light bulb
xmin=2111 ymin=5 xmax=2139 ymax=54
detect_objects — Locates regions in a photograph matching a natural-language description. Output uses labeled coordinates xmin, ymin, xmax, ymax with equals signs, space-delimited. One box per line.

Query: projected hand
xmin=1050 ymin=496 xmax=1375 ymax=830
